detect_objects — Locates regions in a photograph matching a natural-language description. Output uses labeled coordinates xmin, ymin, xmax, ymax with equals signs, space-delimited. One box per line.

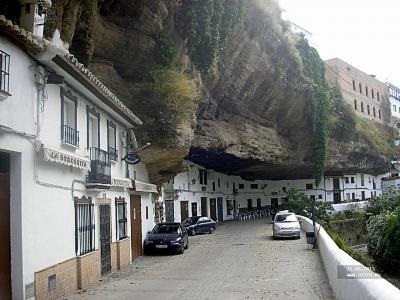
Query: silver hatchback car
xmin=273 ymin=211 xmax=301 ymax=239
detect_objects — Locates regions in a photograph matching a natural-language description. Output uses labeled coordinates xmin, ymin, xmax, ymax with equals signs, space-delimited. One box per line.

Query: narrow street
xmin=69 ymin=219 xmax=334 ymax=300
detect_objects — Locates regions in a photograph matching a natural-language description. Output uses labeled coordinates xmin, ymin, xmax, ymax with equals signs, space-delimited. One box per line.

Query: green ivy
xmin=296 ymin=35 xmax=330 ymax=186
xmin=180 ymin=0 xmax=244 ymax=73
xmin=154 ymin=32 xmax=176 ymax=67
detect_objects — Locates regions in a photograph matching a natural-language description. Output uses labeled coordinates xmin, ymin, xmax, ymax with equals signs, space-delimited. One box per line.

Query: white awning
xmin=132 ymin=180 xmax=158 ymax=193
xmin=111 ymin=177 xmax=133 ymax=188
xmin=43 ymin=145 xmax=90 ymax=171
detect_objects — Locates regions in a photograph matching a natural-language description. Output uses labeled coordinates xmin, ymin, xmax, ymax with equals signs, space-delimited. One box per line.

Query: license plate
xmin=156 ymin=245 xmax=167 ymax=249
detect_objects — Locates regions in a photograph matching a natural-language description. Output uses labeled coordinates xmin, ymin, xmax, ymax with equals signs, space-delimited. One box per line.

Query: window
xmin=359 ymin=83 xmax=362 ymax=93
xmin=352 ymin=80 xmax=356 ymax=90
xmin=218 ymin=178 xmax=220 ymax=187
xmin=61 ymin=88 xmax=79 ymax=146
xmin=75 ymin=196 xmax=95 ymax=255
xmin=146 ymin=206 xmax=149 ymax=220
xmin=361 ymin=102 xmax=364 ymax=112
xmin=226 ymin=200 xmax=233 ymax=215
xmin=394 ymin=105 xmax=397 ymax=112
xmin=212 ymin=182 xmax=215 ymax=191
xmin=250 ymin=184 xmax=258 ymax=189
xmin=361 ymin=174 xmax=365 ymax=186
xmin=351 ymin=177 xmax=355 ymax=183
xmin=257 ymin=198 xmax=261 ymax=209
xmin=365 ymin=86 xmax=368 ymax=96
xmin=306 ymin=183 xmax=313 ymax=190
xmin=377 ymin=92 xmax=380 ymax=101
xmin=107 ymin=120 xmax=118 ymax=161
xmin=115 ymin=197 xmax=127 ymax=240
xmin=239 ymin=183 xmax=244 ymax=189
xmin=354 ymin=99 xmax=357 ymax=110
xmin=199 ymin=170 xmax=207 ymax=185
xmin=352 ymin=193 xmax=355 ymax=200
xmin=378 ymin=109 xmax=381 ymax=119
xmin=0 ymin=50 xmax=10 ymax=96
xmin=371 ymin=89 xmax=374 ymax=99
xmin=282 ymin=186 xmax=286 ymax=192
xmin=345 ymin=177 xmax=349 ymax=184
xmin=367 ymin=105 xmax=370 ymax=115
xmin=373 ymin=107 xmax=376 ymax=117
xmin=318 ymin=194 xmax=323 ymax=199
xmin=87 ymin=106 xmax=100 ymax=149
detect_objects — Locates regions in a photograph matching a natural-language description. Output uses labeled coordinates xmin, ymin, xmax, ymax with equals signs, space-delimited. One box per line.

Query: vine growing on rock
xmin=180 ymin=0 xmax=244 ymax=73
xmin=296 ymin=35 xmax=330 ymax=186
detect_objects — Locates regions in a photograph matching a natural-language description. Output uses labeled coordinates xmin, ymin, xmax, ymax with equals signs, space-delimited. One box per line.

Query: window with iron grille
xmin=115 ymin=197 xmax=127 ymax=240
xmin=107 ymin=120 xmax=118 ymax=161
xmin=0 ymin=50 xmax=11 ymax=95
xmin=61 ymin=88 xmax=79 ymax=146
xmin=75 ymin=196 xmax=95 ymax=256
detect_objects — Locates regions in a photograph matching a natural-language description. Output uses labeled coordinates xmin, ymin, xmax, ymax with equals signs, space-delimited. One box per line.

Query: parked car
xmin=272 ymin=211 xmax=301 ymax=239
xmin=182 ymin=216 xmax=216 ymax=236
xmin=143 ymin=223 xmax=188 ymax=254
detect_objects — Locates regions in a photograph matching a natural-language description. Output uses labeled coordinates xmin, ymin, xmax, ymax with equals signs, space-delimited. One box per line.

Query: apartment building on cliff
xmin=325 ymin=58 xmax=389 ymax=125
xmin=0 ymin=5 xmax=157 ymax=299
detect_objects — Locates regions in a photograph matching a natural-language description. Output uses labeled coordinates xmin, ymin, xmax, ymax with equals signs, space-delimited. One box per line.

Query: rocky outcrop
xmin=40 ymin=0 xmax=395 ymax=184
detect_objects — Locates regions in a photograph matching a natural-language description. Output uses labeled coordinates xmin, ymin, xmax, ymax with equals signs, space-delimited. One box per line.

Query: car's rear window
xmin=151 ymin=224 xmax=179 ymax=234
xmin=275 ymin=214 xmax=298 ymax=222
xmin=183 ymin=217 xmax=200 ymax=224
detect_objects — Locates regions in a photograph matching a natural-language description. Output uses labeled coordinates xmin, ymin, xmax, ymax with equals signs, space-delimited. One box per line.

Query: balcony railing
xmin=108 ymin=147 xmax=118 ymax=161
xmin=62 ymin=125 xmax=79 ymax=147
xmin=88 ymin=147 xmax=111 ymax=185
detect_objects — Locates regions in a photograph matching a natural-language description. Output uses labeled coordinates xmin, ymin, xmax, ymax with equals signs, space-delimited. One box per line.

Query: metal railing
xmin=108 ymin=146 xmax=118 ymax=161
xmin=75 ymin=202 xmax=95 ymax=256
xmin=0 ymin=50 xmax=10 ymax=95
xmin=88 ymin=147 xmax=111 ymax=184
xmin=62 ymin=125 xmax=79 ymax=147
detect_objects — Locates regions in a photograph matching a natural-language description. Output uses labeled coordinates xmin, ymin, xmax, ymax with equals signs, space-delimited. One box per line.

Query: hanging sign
xmin=122 ymin=153 xmax=141 ymax=165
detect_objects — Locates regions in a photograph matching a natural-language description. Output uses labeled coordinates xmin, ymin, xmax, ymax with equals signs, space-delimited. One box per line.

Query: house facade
xmin=387 ymin=82 xmax=400 ymax=143
xmin=325 ymin=58 xmax=389 ymax=125
xmin=0 ymin=10 xmax=156 ymax=300
xmin=161 ymin=161 xmax=385 ymax=223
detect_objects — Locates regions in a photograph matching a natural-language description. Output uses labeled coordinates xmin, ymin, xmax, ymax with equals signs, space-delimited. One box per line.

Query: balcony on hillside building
xmin=87 ymin=147 xmax=111 ymax=187
xmin=62 ymin=125 xmax=79 ymax=147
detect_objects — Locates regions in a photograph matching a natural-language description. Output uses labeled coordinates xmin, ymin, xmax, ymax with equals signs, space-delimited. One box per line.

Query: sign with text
xmin=43 ymin=146 xmax=90 ymax=170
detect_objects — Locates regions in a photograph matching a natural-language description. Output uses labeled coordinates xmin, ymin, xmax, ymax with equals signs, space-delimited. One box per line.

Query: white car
xmin=273 ymin=211 xmax=301 ymax=239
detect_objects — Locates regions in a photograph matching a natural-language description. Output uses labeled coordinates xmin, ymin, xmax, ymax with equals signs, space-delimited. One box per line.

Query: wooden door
xmin=165 ymin=200 xmax=174 ymax=222
xmin=210 ymin=198 xmax=217 ymax=221
xmin=191 ymin=202 xmax=197 ymax=217
xmin=201 ymin=197 xmax=207 ymax=217
xmin=333 ymin=192 xmax=341 ymax=204
xmin=217 ymin=197 xmax=223 ymax=222
xmin=0 ymin=172 xmax=11 ymax=300
xmin=99 ymin=205 xmax=111 ymax=275
xmin=130 ymin=195 xmax=142 ymax=260
xmin=361 ymin=191 xmax=365 ymax=201
xmin=180 ymin=201 xmax=188 ymax=222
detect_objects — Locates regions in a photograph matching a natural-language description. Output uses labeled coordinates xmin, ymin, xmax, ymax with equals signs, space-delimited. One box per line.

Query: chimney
xmin=19 ymin=0 xmax=51 ymax=38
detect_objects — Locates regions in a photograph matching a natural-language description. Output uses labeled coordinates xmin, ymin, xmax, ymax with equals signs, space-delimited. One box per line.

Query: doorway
xmin=333 ymin=192 xmax=341 ymax=204
xmin=165 ymin=200 xmax=174 ymax=222
xmin=271 ymin=198 xmax=278 ymax=209
xmin=361 ymin=191 xmax=365 ymax=201
xmin=180 ymin=201 xmax=188 ymax=222
xmin=191 ymin=202 xmax=197 ymax=217
xmin=247 ymin=199 xmax=252 ymax=210
xmin=0 ymin=152 xmax=11 ymax=300
xmin=210 ymin=198 xmax=217 ymax=221
xmin=201 ymin=197 xmax=207 ymax=217
xmin=217 ymin=197 xmax=223 ymax=222
xmin=130 ymin=195 xmax=142 ymax=260
xmin=99 ymin=205 xmax=111 ymax=275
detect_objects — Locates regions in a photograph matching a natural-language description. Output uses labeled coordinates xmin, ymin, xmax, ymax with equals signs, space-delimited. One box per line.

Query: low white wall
xmin=332 ymin=201 xmax=369 ymax=212
xmin=298 ymin=216 xmax=400 ymax=300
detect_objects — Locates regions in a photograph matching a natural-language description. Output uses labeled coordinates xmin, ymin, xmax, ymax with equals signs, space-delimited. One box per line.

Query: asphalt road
xmin=69 ymin=218 xmax=334 ymax=300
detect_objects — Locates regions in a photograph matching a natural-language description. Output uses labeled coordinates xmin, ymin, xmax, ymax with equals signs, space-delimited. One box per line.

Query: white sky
xmin=278 ymin=0 xmax=400 ymax=87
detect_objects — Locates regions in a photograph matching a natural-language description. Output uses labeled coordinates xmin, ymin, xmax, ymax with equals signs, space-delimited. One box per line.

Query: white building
xmin=387 ymin=82 xmax=400 ymax=144
xmin=161 ymin=161 xmax=385 ymax=223
xmin=0 ymin=8 xmax=157 ymax=300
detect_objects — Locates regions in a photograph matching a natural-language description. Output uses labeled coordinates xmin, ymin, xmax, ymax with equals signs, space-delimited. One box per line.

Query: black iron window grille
xmin=0 ymin=50 xmax=10 ymax=95
xmin=88 ymin=147 xmax=111 ymax=184
xmin=75 ymin=196 xmax=95 ymax=256
xmin=61 ymin=88 xmax=79 ymax=146
xmin=115 ymin=197 xmax=127 ymax=240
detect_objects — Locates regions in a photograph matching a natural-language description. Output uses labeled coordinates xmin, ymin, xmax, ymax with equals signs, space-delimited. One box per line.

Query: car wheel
xmin=191 ymin=228 xmax=196 ymax=236
xmin=209 ymin=227 xmax=215 ymax=234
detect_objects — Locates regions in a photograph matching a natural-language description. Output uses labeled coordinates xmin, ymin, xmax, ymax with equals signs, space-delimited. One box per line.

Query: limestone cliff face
xmin=40 ymin=0 xmax=393 ymax=184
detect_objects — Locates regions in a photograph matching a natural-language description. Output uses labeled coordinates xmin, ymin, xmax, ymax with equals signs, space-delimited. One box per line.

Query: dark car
xmin=182 ymin=216 xmax=216 ymax=236
xmin=143 ymin=223 xmax=188 ymax=254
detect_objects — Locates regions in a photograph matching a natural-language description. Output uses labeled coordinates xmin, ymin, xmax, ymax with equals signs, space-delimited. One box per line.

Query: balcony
xmin=62 ymin=125 xmax=79 ymax=147
xmin=108 ymin=147 xmax=118 ymax=162
xmin=87 ymin=147 xmax=111 ymax=187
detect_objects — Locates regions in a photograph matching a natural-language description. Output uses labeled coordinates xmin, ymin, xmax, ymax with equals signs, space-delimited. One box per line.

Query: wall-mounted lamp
xmin=191 ymin=178 xmax=196 ymax=184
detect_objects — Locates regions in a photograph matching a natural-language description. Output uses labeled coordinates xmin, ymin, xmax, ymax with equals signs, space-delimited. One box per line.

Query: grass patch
xmin=355 ymin=118 xmax=394 ymax=155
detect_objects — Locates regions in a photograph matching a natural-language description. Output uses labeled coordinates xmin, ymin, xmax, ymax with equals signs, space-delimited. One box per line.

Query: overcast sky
xmin=278 ymin=0 xmax=400 ymax=87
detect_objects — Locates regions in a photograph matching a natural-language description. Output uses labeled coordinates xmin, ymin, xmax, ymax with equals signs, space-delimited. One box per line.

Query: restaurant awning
xmin=43 ymin=145 xmax=90 ymax=171
xmin=132 ymin=180 xmax=158 ymax=193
